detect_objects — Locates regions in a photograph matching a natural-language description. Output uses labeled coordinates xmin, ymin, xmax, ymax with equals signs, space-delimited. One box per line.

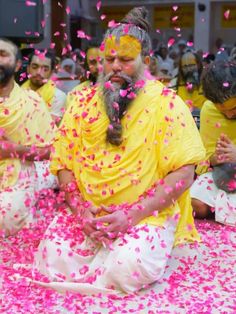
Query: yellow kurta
xmin=65 ymin=80 xmax=93 ymax=109
xmin=22 ymin=79 xmax=56 ymax=111
xmin=51 ymin=80 xmax=206 ymax=245
xmin=196 ymin=100 xmax=236 ymax=175
xmin=0 ymin=83 xmax=56 ymax=189
xmin=177 ymin=84 xmax=206 ymax=109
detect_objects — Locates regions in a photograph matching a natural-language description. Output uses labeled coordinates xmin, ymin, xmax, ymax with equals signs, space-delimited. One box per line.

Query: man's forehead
xmin=104 ymin=35 xmax=141 ymax=59
xmin=181 ymin=53 xmax=197 ymax=66
xmin=87 ymin=48 xmax=103 ymax=60
xmin=31 ymin=55 xmax=51 ymax=67
xmin=0 ymin=40 xmax=15 ymax=55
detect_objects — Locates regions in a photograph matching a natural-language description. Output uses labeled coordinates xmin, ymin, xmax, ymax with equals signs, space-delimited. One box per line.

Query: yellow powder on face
xmin=181 ymin=53 xmax=197 ymax=67
xmin=215 ymin=97 xmax=236 ymax=110
xmin=104 ymin=35 xmax=141 ymax=59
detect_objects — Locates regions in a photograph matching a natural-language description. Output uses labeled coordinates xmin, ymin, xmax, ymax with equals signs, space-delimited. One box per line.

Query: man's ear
xmin=144 ymin=55 xmax=150 ymax=66
xmin=15 ymin=59 xmax=22 ymax=72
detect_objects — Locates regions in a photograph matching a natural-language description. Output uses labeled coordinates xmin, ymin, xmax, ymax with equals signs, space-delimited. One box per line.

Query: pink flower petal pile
xmin=1 ymin=192 xmax=235 ymax=313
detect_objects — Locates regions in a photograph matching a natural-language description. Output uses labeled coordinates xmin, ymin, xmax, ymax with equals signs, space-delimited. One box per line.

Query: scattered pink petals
xmin=66 ymin=6 xmax=70 ymax=15
xmin=187 ymin=41 xmax=194 ymax=47
xmin=168 ymin=38 xmax=175 ymax=48
xmin=25 ymin=0 xmax=36 ymax=6
xmin=96 ymin=1 xmax=101 ymax=11
xmin=172 ymin=5 xmax=178 ymax=11
xmin=224 ymin=9 xmax=230 ymax=20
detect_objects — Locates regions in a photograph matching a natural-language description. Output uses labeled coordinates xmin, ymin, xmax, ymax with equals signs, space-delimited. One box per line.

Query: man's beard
xmin=99 ymin=64 xmax=145 ymax=122
xmin=182 ymin=70 xmax=200 ymax=88
xmin=89 ymin=72 xmax=98 ymax=85
xmin=0 ymin=64 xmax=16 ymax=87
xmin=98 ymin=61 xmax=145 ymax=145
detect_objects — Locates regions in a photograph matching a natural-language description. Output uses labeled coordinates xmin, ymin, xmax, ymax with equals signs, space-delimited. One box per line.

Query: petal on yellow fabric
xmin=196 ymin=100 xmax=236 ymax=175
xmin=51 ymin=80 xmax=205 ymax=244
xmin=0 ymin=83 xmax=56 ymax=189
xmin=65 ymin=81 xmax=92 ymax=109
xmin=22 ymin=79 xmax=56 ymax=110
xmin=177 ymin=84 xmax=206 ymax=109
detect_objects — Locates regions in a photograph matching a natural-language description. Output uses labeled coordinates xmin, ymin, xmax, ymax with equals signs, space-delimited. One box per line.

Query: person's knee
xmin=107 ymin=249 xmax=165 ymax=293
xmin=192 ymin=198 xmax=210 ymax=219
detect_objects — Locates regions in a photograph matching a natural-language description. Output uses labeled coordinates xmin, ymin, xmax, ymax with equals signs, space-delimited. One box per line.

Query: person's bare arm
xmin=91 ymin=164 xmax=195 ymax=240
xmin=58 ymin=169 xmax=98 ymax=236
xmin=0 ymin=140 xmax=51 ymax=161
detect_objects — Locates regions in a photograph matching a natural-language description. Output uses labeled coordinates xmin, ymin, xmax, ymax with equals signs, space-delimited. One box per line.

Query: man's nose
xmin=112 ymin=58 xmax=122 ymax=72
xmin=35 ymin=67 xmax=44 ymax=75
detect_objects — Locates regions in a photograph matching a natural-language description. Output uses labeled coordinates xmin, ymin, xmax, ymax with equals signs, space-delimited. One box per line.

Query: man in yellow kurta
xmin=191 ymin=60 xmax=236 ymax=225
xmin=65 ymin=41 xmax=103 ymax=109
xmin=0 ymin=38 xmax=56 ymax=236
xmin=22 ymin=50 xmax=66 ymax=124
xmin=33 ymin=7 xmax=205 ymax=294
xmin=170 ymin=52 xmax=206 ymax=110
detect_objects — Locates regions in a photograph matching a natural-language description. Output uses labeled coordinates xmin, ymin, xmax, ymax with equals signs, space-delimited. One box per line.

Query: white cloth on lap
xmin=33 ymin=210 xmax=177 ymax=294
xmin=0 ymin=161 xmax=58 ymax=237
xmin=0 ymin=162 xmax=37 ymax=236
xmin=34 ymin=160 xmax=58 ymax=191
xmin=190 ymin=172 xmax=236 ymax=226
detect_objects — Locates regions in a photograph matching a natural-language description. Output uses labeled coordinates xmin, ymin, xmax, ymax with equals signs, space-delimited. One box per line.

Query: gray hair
xmin=103 ymin=7 xmax=152 ymax=58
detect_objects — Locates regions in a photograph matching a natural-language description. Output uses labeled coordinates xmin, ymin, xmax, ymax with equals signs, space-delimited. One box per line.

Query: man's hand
xmin=216 ymin=134 xmax=236 ymax=163
xmin=89 ymin=204 xmax=146 ymax=242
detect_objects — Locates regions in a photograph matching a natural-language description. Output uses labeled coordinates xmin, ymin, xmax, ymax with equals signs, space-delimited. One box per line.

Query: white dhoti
xmin=190 ymin=172 xmax=236 ymax=226
xmin=34 ymin=160 xmax=58 ymax=192
xmin=33 ymin=210 xmax=177 ymax=294
xmin=0 ymin=161 xmax=58 ymax=237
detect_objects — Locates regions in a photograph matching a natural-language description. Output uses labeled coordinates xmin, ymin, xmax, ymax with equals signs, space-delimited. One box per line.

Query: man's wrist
xmin=60 ymin=180 xmax=78 ymax=193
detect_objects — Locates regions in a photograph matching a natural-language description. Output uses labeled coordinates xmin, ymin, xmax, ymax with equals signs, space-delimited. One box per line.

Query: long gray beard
xmin=99 ymin=67 xmax=145 ymax=123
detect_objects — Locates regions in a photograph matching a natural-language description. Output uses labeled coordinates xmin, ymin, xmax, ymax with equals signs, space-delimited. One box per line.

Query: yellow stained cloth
xmin=196 ymin=100 xmax=236 ymax=175
xmin=22 ymin=79 xmax=56 ymax=111
xmin=51 ymin=80 xmax=206 ymax=245
xmin=65 ymin=81 xmax=93 ymax=109
xmin=0 ymin=83 xmax=56 ymax=189
xmin=177 ymin=84 xmax=206 ymax=109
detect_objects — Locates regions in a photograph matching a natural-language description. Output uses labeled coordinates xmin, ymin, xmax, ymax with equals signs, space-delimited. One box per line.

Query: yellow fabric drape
xmin=51 ymin=80 xmax=206 ymax=245
xmin=177 ymin=83 xmax=206 ymax=109
xmin=0 ymin=83 xmax=56 ymax=189
xmin=22 ymin=79 xmax=56 ymax=111
xmin=196 ymin=100 xmax=236 ymax=175
xmin=65 ymin=81 xmax=92 ymax=109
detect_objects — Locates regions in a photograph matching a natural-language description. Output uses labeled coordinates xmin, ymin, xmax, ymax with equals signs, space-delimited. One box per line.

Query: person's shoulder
xmin=66 ymin=84 xmax=98 ymax=114
xmin=20 ymin=85 xmax=44 ymax=103
xmin=70 ymin=80 xmax=91 ymax=93
xmin=201 ymin=100 xmax=218 ymax=115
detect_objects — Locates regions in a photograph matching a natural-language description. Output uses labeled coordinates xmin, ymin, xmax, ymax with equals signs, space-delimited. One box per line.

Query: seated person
xmin=169 ymin=52 xmax=207 ymax=110
xmin=32 ymin=7 xmax=205 ymax=294
xmin=65 ymin=41 xmax=103 ymax=109
xmin=0 ymin=38 xmax=57 ymax=236
xmin=191 ymin=60 xmax=236 ymax=226
xmin=22 ymin=50 xmax=66 ymax=124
